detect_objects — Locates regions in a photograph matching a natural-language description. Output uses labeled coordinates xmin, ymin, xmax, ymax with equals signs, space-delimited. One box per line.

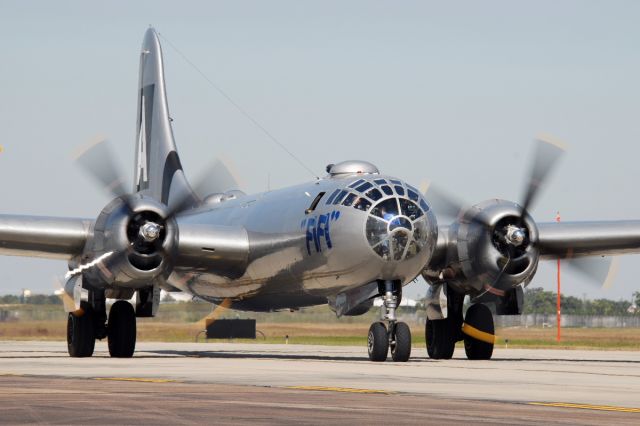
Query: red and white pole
xmin=556 ymin=211 xmax=561 ymax=342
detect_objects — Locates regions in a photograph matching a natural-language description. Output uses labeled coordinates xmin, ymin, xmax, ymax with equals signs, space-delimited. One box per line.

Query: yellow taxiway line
xmin=529 ymin=402 xmax=640 ymax=413
xmin=94 ymin=377 xmax=178 ymax=383
xmin=287 ymin=386 xmax=392 ymax=395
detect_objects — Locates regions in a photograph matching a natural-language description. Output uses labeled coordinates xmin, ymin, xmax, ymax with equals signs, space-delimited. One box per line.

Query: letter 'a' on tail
xmin=134 ymin=27 xmax=197 ymax=210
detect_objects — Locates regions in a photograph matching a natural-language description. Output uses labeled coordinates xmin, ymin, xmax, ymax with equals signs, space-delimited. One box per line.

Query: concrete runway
xmin=0 ymin=341 xmax=639 ymax=424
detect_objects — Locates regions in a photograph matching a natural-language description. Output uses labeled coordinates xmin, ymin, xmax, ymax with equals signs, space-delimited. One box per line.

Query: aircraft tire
xmin=108 ymin=301 xmax=136 ymax=358
xmin=425 ymin=317 xmax=456 ymax=359
xmin=367 ymin=322 xmax=389 ymax=362
xmin=390 ymin=322 xmax=411 ymax=362
xmin=463 ymin=303 xmax=494 ymax=360
xmin=67 ymin=307 xmax=95 ymax=357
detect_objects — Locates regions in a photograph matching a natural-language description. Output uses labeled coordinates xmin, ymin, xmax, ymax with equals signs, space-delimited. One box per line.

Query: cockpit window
xmin=354 ymin=198 xmax=371 ymax=211
xmin=371 ymin=198 xmax=399 ymax=219
xmin=400 ymin=198 xmax=423 ymax=220
xmin=333 ymin=190 xmax=348 ymax=205
xmin=305 ymin=191 xmax=326 ymax=214
xmin=366 ymin=216 xmax=387 ymax=246
xmin=325 ymin=189 xmax=340 ymax=205
xmin=366 ymin=188 xmax=383 ymax=201
xmin=365 ymin=194 xmax=430 ymax=262
xmin=348 ymin=179 xmax=365 ymax=189
xmin=355 ymin=182 xmax=373 ymax=193
xmin=342 ymin=193 xmax=357 ymax=207
xmin=336 ymin=179 xmax=431 ymax=256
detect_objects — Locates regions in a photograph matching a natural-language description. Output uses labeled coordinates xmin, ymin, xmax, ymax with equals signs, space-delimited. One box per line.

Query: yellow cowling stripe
xmin=529 ymin=402 xmax=640 ymax=413
xmin=461 ymin=323 xmax=496 ymax=344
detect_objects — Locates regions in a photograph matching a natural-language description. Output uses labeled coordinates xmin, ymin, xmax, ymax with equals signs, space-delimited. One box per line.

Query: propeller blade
xmin=194 ymin=158 xmax=242 ymax=197
xmin=165 ymin=158 xmax=244 ymax=219
xmin=73 ymin=138 xmax=128 ymax=198
xmin=519 ymin=137 xmax=566 ymax=217
xmin=563 ymin=256 xmax=620 ymax=289
xmin=421 ymin=181 xmax=468 ymax=220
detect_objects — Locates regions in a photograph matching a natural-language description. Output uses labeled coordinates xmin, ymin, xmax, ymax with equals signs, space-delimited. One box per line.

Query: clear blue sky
xmin=1 ymin=1 xmax=639 ymax=301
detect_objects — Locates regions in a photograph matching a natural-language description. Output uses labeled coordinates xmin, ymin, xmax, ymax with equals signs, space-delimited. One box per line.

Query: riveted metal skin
xmin=171 ymin=175 xmax=437 ymax=311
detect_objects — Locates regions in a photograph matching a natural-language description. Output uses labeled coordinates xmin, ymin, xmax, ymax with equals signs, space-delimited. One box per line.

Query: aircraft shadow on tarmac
xmin=147 ymin=350 xmax=370 ymax=362
xmin=1 ymin=349 xmax=640 ymax=364
xmin=142 ymin=350 xmax=640 ymax=364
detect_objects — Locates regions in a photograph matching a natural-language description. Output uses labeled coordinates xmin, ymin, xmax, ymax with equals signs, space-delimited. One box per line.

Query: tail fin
xmin=134 ymin=27 xmax=196 ymax=209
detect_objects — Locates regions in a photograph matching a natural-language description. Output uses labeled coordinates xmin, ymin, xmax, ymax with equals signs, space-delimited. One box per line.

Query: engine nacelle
xmin=82 ymin=195 xmax=178 ymax=288
xmin=423 ymin=199 xmax=539 ymax=296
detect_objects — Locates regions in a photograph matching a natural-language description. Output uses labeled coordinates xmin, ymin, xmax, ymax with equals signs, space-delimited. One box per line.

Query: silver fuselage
xmin=171 ymin=174 xmax=437 ymax=310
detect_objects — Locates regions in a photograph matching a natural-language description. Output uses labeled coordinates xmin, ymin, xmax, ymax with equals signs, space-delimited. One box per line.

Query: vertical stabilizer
xmin=134 ymin=28 xmax=196 ymax=209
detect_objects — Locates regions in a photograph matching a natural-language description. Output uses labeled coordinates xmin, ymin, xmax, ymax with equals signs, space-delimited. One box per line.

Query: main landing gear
xmin=425 ymin=291 xmax=495 ymax=360
xmin=462 ymin=303 xmax=494 ymax=360
xmin=67 ymin=303 xmax=96 ymax=358
xmin=107 ymin=300 xmax=137 ymax=357
xmin=67 ymin=290 xmax=137 ymax=358
xmin=367 ymin=280 xmax=411 ymax=362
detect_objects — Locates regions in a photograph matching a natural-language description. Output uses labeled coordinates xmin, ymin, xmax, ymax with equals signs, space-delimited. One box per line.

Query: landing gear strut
xmin=367 ymin=280 xmax=411 ymax=362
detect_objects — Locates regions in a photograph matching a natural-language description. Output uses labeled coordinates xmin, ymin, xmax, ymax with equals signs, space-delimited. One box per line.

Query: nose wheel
xmin=367 ymin=322 xmax=389 ymax=361
xmin=390 ymin=322 xmax=411 ymax=362
xmin=367 ymin=280 xmax=412 ymax=362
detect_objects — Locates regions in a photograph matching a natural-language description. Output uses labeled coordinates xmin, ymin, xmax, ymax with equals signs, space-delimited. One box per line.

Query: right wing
xmin=0 ymin=214 xmax=92 ymax=260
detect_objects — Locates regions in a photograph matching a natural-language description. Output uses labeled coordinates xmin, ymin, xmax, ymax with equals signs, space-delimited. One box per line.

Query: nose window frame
xmin=365 ymin=194 xmax=429 ymax=262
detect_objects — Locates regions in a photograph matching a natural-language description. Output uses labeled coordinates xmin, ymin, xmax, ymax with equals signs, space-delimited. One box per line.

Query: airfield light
xmin=556 ymin=212 xmax=561 ymax=343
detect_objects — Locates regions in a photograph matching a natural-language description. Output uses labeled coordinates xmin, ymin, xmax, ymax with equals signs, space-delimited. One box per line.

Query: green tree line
xmin=2 ymin=289 xmax=640 ymax=316
xmin=0 ymin=294 xmax=62 ymax=305
xmin=523 ymin=287 xmax=639 ymax=316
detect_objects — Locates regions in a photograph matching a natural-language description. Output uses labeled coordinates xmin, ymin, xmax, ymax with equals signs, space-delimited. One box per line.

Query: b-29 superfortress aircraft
xmin=2 ymin=28 xmax=639 ymax=361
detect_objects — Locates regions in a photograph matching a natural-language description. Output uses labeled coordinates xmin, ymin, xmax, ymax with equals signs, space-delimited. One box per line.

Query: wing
xmin=538 ymin=220 xmax=640 ymax=259
xmin=0 ymin=214 xmax=92 ymax=260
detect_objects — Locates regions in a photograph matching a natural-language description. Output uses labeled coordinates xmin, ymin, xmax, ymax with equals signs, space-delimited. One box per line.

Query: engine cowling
xmin=82 ymin=195 xmax=178 ymax=288
xmin=423 ymin=199 xmax=540 ymax=296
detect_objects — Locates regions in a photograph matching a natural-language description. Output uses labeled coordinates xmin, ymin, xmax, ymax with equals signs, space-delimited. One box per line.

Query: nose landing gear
xmin=367 ymin=280 xmax=411 ymax=362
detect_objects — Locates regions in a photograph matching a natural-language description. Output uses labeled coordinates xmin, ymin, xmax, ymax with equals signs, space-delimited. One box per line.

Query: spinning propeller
xmin=424 ymin=137 xmax=617 ymax=291
xmin=71 ymin=138 xmax=241 ymax=282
